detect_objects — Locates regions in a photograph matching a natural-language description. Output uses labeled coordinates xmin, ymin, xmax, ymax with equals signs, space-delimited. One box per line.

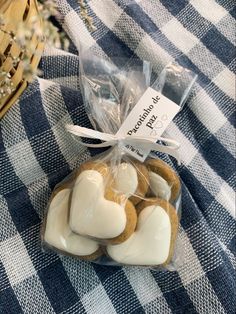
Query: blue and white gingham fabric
xmin=0 ymin=0 xmax=235 ymax=313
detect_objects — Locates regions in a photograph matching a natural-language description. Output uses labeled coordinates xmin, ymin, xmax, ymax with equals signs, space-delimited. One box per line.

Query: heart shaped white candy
xmin=149 ymin=171 xmax=171 ymax=201
xmin=44 ymin=188 xmax=99 ymax=256
xmin=107 ymin=205 xmax=171 ymax=265
xmin=114 ymin=163 xmax=138 ymax=196
xmin=69 ymin=170 xmax=126 ymax=239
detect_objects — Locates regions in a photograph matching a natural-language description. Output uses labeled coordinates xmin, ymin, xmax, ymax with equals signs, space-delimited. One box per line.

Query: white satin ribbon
xmin=66 ymin=124 xmax=181 ymax=164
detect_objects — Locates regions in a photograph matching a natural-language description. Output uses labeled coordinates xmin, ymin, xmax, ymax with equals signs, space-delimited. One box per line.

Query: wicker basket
xmin=0 ymin=0 xmax=44 ymax=118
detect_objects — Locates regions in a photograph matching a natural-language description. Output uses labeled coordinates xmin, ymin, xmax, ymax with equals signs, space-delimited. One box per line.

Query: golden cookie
xmin=105 ymin=191 xmax=137 ymax=244
xmin=110 ymin=160 xmax=149 ymax=205
xmin=42 ymin=186 xmax=102 ymax=261
xmin=69 ymin=163 xmax=137 ymax=244
xmin=129 ymin=161 xmax=149 ymax=205
xmin=77 ymin=161 xmax=110 ymax=179
xmin=136 ymin=198 xmax=178 ymax=265
xmin=106 ymin=197 xmax=178 ymax=266
xmin=146 ymin=159 xmax=180 ymax=202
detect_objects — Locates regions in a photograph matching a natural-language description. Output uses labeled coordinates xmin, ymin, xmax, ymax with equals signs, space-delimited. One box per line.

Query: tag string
xmin=66 ymin=124 xmax=181 ymax=165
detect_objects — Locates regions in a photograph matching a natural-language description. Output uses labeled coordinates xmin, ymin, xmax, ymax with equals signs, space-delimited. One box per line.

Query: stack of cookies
xmin=42 ymin=158 xmax=180 ymax=267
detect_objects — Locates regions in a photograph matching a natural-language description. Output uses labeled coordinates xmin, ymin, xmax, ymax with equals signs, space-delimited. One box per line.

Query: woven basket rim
xmin=0 ymin=0 xmax=13 ymax=13
xmin=0 ymin=0 xmax=44 ymax=118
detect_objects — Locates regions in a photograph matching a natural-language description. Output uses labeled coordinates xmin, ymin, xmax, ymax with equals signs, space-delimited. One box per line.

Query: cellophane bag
xmin=41 ymin=48 xmax=197 ymax=270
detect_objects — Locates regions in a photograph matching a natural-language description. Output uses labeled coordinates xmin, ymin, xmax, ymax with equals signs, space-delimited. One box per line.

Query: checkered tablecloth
xmin=0 ymin=0 xmax=235 ymax=313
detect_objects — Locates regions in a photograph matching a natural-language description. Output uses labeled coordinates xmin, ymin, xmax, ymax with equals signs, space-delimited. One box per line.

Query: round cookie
xmin=69 ymin=162 xmax=137 ymax=244
xmin=146 ymin=159 xmax=180 ymax=202
xmin=106 ymin=198 xmax=178 ymax=266
xmin=42 ymin=185 xmax=102 ymax=261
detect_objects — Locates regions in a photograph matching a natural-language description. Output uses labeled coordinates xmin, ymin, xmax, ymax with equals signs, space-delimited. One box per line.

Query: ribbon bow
xmin=66 ymin=124 xmax=181 ymax=164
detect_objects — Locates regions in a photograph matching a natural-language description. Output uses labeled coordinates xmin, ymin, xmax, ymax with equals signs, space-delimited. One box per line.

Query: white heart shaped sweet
xmin=149 ymin=171 xmax=171 ymax=201
xmin=44 ymin=188 xmax=99 ymax=256
xmin=114 ymin=163 xmax=138 ymax=196
xmin=107 ymin=205 xmax=171 ymax=265
xmin=69 ymin=170 xmax=126 ymax=239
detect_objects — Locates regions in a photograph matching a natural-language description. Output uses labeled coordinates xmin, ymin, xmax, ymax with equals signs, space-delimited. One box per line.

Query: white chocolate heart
xmin=107 ymin=205 xmax=171 ymax=265
xmin=69 ymin=170 xmax=126 ymax=239
xmin=114 ymin=163 xmax=138 ymax=196
xmin=44 ymin=189 xmax=99 ymax=256
xmin=149 ymin=171 xmax=171 ymax=201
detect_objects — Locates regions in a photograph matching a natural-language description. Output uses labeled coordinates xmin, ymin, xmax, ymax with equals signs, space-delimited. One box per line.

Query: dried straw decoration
xmin=0 ymin=0 xmax=44 ymax=118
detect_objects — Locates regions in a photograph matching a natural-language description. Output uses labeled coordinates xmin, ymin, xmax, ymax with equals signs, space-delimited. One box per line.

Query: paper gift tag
xmin=116 ymin=87 xmax=180 ymax=162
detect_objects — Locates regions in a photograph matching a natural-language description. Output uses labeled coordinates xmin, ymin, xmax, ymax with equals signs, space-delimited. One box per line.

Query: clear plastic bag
xmin=42 ymin=49 xmax=196 ymax=269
